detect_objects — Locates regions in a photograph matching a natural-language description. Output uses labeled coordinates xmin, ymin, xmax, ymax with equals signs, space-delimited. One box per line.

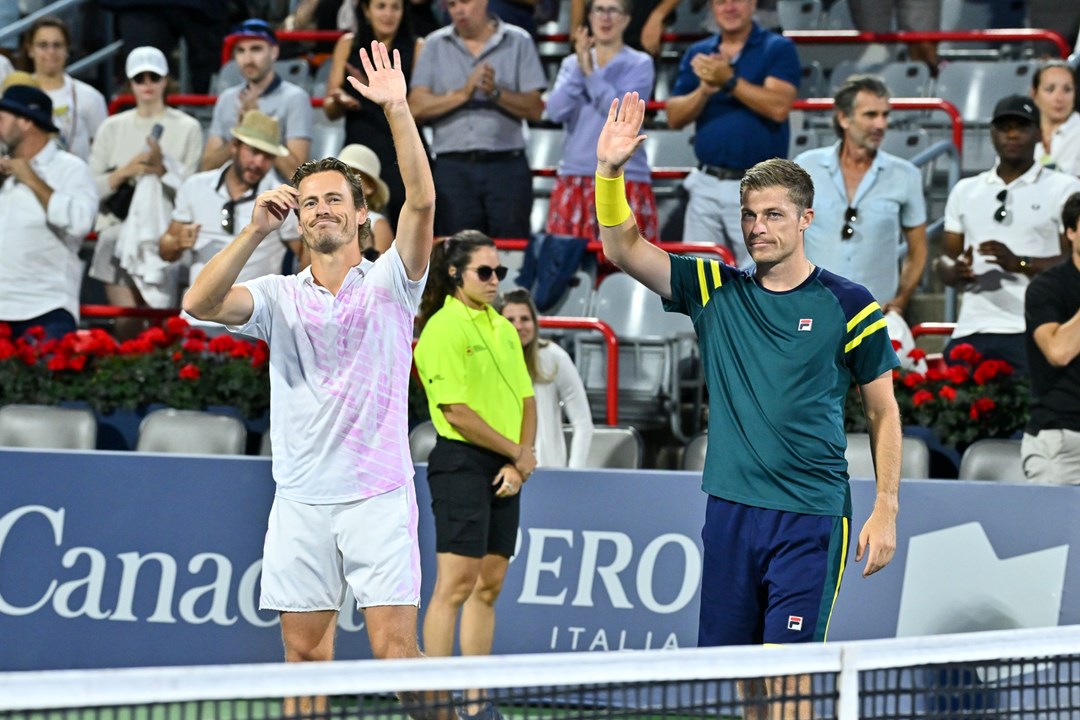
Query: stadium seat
xmin=274 ymin=59 xmax=313 ymax=93
xmin=312 ymin=59 xmax=335 ymax=98
xmin=845 ymin=432 xmax=931 ymax=480
xmin=789 ymin=129 xmax=826 ymax=157
xmin=566 ymin=425 xmax=643 ymax=469
xmin=880 ymin=128 xmax=930 ymax=161
xmin=135 ymin=409 xmax=247 ymax=455
xmin=545 ymin=270 xmax=595 ymax=318
xmin=0 ymin=404 xmax=97 ymax=450
xmin=526 ymin=127 xmax=565 ymax=170
xmin=777 ymin=0 xmax=824 ymax=30
xmin=259 ymin=431 xmax=272 ymax=457
xmin=797 ymin=61 xmax=825 ymax=100
xmin=958 ymin=438 xmax=1024 ymax=482
xmin=311 ymin=113 xmax=346 ymax=162
xmin=643 ymin=127 xmax=697 ymax=169
xmin=880 ymin=61 xmax=932 ymax=99
xmin=681 ymin=430 xmax=708 ymax=471
xmin=409 ymin=420 xmax=438 ymax=464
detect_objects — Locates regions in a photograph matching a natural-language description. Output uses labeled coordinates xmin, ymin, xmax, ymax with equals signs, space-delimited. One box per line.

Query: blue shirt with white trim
xmin=664 ymin=254 xmax=898 ymax=517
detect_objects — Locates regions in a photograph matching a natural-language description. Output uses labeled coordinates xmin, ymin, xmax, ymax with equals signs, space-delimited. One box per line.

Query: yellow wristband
xmin=595 ymin=172 xmax=633 ymax=227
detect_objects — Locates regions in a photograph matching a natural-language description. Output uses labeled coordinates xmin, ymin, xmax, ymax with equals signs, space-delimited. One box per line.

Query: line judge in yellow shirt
xmin=412 ymin=228 xmax=537 ymax=720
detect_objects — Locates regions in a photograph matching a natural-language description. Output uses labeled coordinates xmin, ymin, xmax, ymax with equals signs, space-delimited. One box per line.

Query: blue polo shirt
xmin=795 ymin=141 xmax=927 ymax=304
xmin=671 ymin=22 xmax=800 ymax=170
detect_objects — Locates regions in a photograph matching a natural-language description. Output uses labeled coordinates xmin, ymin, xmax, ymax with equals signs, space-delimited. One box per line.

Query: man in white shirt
xmin=183 ymin=43 xmax=450 ymax=718
xmin=937 ymin=95 xmax=1080 ymax=375
xmin=201 ymin=19 xmax=312 ymax=180
xmin=160 ymin=111 xmax=300 ymax=299
xmin=0 ymin=84 xmax=97 ymax=340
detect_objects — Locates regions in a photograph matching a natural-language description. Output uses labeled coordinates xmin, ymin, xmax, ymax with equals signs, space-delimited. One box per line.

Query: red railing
xmin=783 ymin=29 xmax=1070 ymax=58
xmin=911 ymin=322 xmax=956 ymax=339
xmin=539 ymin=316 xmax=618 ymax=425
xmin=793 ymin=98 xmax=963 ymax=153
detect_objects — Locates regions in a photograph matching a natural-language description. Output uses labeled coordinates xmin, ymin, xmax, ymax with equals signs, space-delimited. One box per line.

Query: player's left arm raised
xmin=348 ymin=41 xmax=434 ymax=280
xmin=856 ymin=371 xmax=901 ymax=577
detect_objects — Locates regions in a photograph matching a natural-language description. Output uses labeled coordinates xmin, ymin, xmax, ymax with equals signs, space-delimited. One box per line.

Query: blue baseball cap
xmin=230 ymin=18 xmax=278 ymax=45
xmin=0 ymin=85 xmax=58 ymax=133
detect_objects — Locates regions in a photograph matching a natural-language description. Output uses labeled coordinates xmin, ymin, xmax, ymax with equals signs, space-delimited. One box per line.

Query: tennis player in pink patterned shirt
xmin=183 ymin=41 xmax=447 ymax=718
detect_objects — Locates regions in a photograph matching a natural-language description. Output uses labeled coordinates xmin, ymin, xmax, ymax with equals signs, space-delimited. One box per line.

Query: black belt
xmin=699 ymin=164 xmax=745 ymax=180
xmin=440 ymin=149 xmax=524 ymax=162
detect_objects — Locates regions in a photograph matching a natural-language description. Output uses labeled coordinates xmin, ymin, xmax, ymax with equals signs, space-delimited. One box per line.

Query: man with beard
xmin=160 ymin=111 xmax=300 ymax=303
xmin=183 ymin=43 xmax=443 ymax=717
xmin=0 ymin=84 xmax=97 ymax=340
xmin=201 ymin=19 xmax=312 ymax=180
xmin=936 ymin=95 xmax=1080 ymax=375
xmin=795 ymin=75 xmax=927 ymax=368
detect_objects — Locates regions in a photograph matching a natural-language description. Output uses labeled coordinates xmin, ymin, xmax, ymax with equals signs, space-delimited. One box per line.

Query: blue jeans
xmin=6 ymin=309 xmax=77 ymax=341
xmin=433 ymin=152 xmax=533 ymax=240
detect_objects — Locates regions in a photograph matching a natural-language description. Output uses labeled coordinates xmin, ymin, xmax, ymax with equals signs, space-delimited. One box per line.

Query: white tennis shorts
xmin=260 ymin=483 xmax=421 ymax=612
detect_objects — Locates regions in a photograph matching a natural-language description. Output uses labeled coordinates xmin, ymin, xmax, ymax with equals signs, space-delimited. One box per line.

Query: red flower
xmin=187 ymin=328 xmax=208 ymax=342
xmin=165 ymin=316 xmax=189 ymax=338
xmin=172 ymin=351 xmax=183 ymax=362
xmin=908 ymin=347 xmax=927 ymax=361
xmin=178 ymin=363 xmax=201 ymax=381
xmin=182 ymin=338 xmax=206 ymax=353
xmin=119 ymin=338 xmax=154 ymax=355
xmin=0 ymin=323 xmax=11 ymax=340
xmin=142 ymin=327 xmax=168 ymax=347
xmin=208 ymin=335 xmax=236 ymax=354
xmin=47 ymin=354 xmax=67 ymax=372
xmin=946 ymin=365 xmax=970 ymax=384
xmin=973 ymin=359 xmax=1012 ymax=385
xmin=67 ymin=355 xmax=87 ymax=372
xmin=891 ymin=369 xmax=901 ymax=380
xmin=18 ymin=345 xmax=38 ymax=365
xmin=939 ymin=386 xmax=957 ymax=401
xmin=969 ymin=396 xmax=996 ymax=419
xmin=251 ymin=341 xmax=269 ymax=368
xmin=230 ymin=342 xmax=252 ymax=359
xmin=0 ymin=338 xmax=14 ymax=360
xmin=926 ymin=368 xmax=945 ymax=382
xmin=891 ymin=339 xmax=903 ymax=351
xmin=902 ymin=372 xmax=925 ymax=388
xmin=948 ymin=343 xmax=978 ymax=364
xmin=913 ymin=389 xmax=934 ymax=407
xmin=25 ymin=326 xmax=45 ymax=341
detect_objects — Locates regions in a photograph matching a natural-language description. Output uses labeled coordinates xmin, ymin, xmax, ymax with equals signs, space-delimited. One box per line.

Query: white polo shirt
xmin=172 ymin=163 xmax=300 ymax=285
xmin=944 ymin=162 xmax=1080 ymax=338
xmin=0 ymin=140 xmax=98 ymax=322
xmin=1035 ymin=111 xmax=1080 ymax=176
xmin=231 ymin=244 xmax=427 ymax=504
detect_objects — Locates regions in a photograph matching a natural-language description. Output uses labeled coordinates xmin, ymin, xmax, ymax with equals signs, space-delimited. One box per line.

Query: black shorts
xmin=427 ymin=437 xmax=520 ymax=558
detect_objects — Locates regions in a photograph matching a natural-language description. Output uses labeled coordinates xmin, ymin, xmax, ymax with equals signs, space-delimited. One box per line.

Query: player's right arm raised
xmin=595 ymin=92 xmax=672 ymax=299
xmin=183 ymin=185 xmax=299 ymax=325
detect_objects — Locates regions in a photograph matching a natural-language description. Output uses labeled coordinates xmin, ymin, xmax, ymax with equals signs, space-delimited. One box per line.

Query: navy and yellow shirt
xmin=664 ymin=254 xmax=899 ymax=517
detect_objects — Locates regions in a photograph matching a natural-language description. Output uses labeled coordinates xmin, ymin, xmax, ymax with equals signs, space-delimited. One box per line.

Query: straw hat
xmin=0 ymin=71 xmax=40 ymax=92
xmin=338 ymin=144 xmax=390 ymax=212
xmin=230 ymin=111 xmax=289 ymax=157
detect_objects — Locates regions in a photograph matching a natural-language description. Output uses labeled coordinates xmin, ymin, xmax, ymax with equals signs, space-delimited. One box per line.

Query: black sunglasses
xmin=221 ymin=200 xmax=237 ymax=235
xmin=132 ymin=72 xmax=162 ymax=84
xmin=993 ymin=189 xmax=1008 ymax=223
xmin=468 ymin=265 xmax=509 ymax=282
xmin=841 ymin=206 xmax=857 ymax=240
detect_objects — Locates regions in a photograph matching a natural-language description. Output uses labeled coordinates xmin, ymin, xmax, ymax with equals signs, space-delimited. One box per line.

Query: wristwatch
xmin=490 ymin=86 xmax=502 ymax=101
xmin=720 ymin=75 xmax=738 ymax=94
xmin=1019 ymin=256 xmax=1031 ymax=271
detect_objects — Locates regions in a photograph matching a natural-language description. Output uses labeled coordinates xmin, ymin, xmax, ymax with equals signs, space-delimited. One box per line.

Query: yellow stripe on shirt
xmin=845 ymin=318 xmax=888 ymax=353
xmin=710 ymin=260 xmax=723 ymax=290
xmin=846 ymin=301 xmax=881 ymax=333
xmin=696 ymin=258 xmax=709 ymax=306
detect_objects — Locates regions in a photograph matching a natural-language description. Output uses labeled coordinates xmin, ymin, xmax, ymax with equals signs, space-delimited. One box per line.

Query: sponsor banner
xmin=2 ymin=450 xmax=1079 ymax=670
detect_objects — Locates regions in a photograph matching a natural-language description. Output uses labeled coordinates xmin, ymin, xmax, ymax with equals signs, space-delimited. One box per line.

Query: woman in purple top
xmin=545 ymin=0 xmax=658 ymax=243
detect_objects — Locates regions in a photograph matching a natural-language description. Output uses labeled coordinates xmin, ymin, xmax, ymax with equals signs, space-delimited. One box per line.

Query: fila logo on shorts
xmin=787 ymin=615 xmax=803 ymax=631
xmin=798 ymin=318 xmax=813 ymax=332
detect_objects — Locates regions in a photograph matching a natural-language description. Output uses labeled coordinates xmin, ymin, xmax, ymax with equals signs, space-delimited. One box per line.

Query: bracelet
xmin=595 ymin=172 xmax=633 ymax=227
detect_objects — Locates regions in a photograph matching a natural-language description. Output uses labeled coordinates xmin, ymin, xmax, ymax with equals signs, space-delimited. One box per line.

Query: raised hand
xmin=346 ymin=41 xmax=406 ymax=109
xmin=573 ymin=26 xmax=594 ymax=75
xmin=250 ymin=185 xmax=300 ymax=236
xmin=596 ymin=92 xmax=647 ymax=176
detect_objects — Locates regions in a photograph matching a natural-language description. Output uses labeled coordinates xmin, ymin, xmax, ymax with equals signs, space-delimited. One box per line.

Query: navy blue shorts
xmin=698 ymin=496 xmax=849 ymax=646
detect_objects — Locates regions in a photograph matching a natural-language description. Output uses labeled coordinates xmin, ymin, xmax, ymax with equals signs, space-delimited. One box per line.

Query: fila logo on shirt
xmin=798 ymin=318 xmax=813 ymax=332
xmin=787 ymin=615 xmax=803 ymax=631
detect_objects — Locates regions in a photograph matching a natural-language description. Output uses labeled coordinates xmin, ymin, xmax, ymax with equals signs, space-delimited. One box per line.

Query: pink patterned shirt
xmin=233 ymin=244 xmax=426 ymax=503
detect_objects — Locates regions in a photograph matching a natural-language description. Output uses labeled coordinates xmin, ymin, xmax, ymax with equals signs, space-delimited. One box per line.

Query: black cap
xmin=0 ymin=84 xmax=58 ymax=133
xmin=991 ymin=95 xmax=1039 ymax=125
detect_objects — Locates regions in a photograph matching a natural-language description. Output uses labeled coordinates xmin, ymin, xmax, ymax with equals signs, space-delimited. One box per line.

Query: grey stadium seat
xmin=681 ymin=430 xmax=708 ymax=472
xmin=0 ymin=404 xmax=97 ymax=450
xmin=566 ymin=425 xmax=643 ymax=469
xmin=845 ymin=432 xmax=930 ymax=480
xmin=958 ymin=439 xmax=1024 ymax=482
xmin=409 ymin=420 xmax=438 ymax=464
xmin=136 ymin=408 xmax=247 ymax=455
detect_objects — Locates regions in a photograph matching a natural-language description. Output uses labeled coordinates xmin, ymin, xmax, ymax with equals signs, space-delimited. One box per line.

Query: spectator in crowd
xmin=499 ymin=288 xmax=594 ymax=468
xmin=546 ymin=0 xmax=657 ymax=243
xmin=202 ymin=19 xmax=312 ymax=181
xmin=339 ymin=143 xmax=394 ymax=254
xmin=88 ymin=47 xmax=204 ymax=335
xmin=161 ymin=111 xmax=300 ymax=307
xmin=0 ymin=55 xmax=12 ymax=85
xmin=0 ymin=85 xmax=97 ymax=340
xmin=413 ymin=230 xmax=536 ymax=720
xmin=323 ymin=0 xmax=422 ymax=228
xmin=408 ymin=0 xmax=546 ymax=240
xmin=795 ymin=75 xmax=927 ymax=367
xmin=95 ymin=0 xmax=228 ymax=94
xmin=936 ymin=95 xmax=1080 ymax=375
xmin=1032 ymin=60 xmax=1080 ymax=176
xmin=666 ymin=0 xmax=799 ymax=268
xmin=1023 ymin=191 xmax=1080 ymax=485
xmin=291 ymin=0 xmax=443 ymax=38
xmin=20 ymin=16 xmax=107 ymax=161
xmin=570 ymin=0 xmax=680 ymax=56
xmin=848 ymin=0 xmax=940 ymax=76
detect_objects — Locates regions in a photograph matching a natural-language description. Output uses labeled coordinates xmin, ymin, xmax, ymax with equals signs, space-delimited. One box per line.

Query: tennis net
xmin=1 ymin=626 xmax=1078 ymax=720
